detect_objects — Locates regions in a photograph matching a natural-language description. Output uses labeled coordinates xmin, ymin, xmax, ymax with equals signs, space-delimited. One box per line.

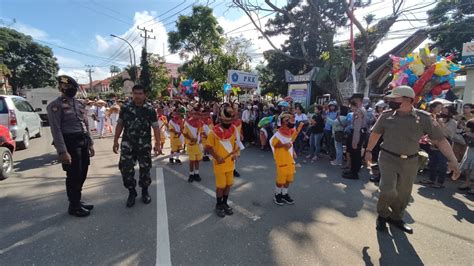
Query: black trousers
xmin=243 ymin=122 xmax=253 ymax=143
xmin=62 ymin=133 xmax=91 ymax=206
xmin=347 ymin=130 xmax=368 ymax=176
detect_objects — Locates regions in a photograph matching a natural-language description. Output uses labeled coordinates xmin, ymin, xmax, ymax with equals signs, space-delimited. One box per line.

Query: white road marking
xmin=163 ymin=165 xmax=261 ymax=221
xmin=155 ymin=168 xmax=172 ymax=266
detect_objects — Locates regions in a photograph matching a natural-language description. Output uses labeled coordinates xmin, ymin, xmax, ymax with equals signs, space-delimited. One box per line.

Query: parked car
xmin=0 ymin=125 xmax=15 ymax=180
xmin=0 ymin=95 xmax=42 ymax=150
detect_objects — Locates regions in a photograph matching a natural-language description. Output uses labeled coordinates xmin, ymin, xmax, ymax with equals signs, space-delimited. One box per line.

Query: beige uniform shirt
xmin=372 ymin=108 xmax=444 ymax=155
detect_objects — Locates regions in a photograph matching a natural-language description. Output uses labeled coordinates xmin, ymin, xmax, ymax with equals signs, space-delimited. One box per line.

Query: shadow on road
xmin=376 ymin=229 xmax=423 ymax=265
xmin=13 ymin=153 xmax=58 ymax=172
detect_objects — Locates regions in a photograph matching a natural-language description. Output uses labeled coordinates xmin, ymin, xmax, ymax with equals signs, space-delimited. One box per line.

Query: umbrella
xmin=258 ymin=115 xmax=274 ymax=128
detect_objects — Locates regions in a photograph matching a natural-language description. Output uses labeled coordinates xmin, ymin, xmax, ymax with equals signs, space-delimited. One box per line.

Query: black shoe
xmin=80 ymin=201 xmax=94 ymax=210
xmin=215 ymin=204 xmax=226 ymax=218
xmin=126 ymin=188 xmax=138 ymax=208
xmin=370 ymin=176 xmax=380 ymax=183
xmin=68 ymin=205 xmax=90 ymax=217
xmin=282 ymin=194 xmax=295 ymax=205
xmin=175 ymin=159 xmax=182 ymax=165
xmin=169 ymin=158 xmax=175 ymax=164
xmin=387 ymin=217 xmax=413 ymax=234
xmin=188 ymin=174 xmax=194 ymax=183
xmin=203 ymin=156 xmax=210 ymax=162
xmin=376 ymin=216 xmax=387 ymax=231
xmin=342 ymin=172 xmax=359 ymax=180
xmin=223 ymin=203 xmax=233 ymax=215
xmin=233 ymin=170 xmax=240 ymax=177
xmin=193 ymin=174 xmax=202 ymax=182
xmin=273 ymin=193 xmax=284 ymax=206
xmin=142 ymin=187 xmax=151 ymax=204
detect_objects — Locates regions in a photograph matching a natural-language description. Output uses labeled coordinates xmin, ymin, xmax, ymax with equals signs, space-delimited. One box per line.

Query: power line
xmin=139 ymin=0 xmax=189 ymax=27
xmin=72 ymin=0 xmax=132 ymax=26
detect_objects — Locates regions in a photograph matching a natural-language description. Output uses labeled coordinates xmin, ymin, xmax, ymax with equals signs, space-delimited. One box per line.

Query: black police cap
xmin=350 ymin=93 xmax=364 ymax=100
xmin=57 ymin=75 xmax=79 ymax=88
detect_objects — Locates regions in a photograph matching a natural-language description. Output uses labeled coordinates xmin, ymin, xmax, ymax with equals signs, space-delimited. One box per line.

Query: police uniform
xmin=118 ymin=101 xmax=159 ymax=190
xmin=343 ymin=93 xmax=368 ymax=179
xmin=47 ymin=75 xmax=94 ymax=217
xmin=370 ymin=86 xmax=445 ymax=233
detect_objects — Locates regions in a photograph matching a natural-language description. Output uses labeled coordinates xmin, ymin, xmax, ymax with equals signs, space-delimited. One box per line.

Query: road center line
xmin=162 ymin=165 xmax=261 ymax=221
xmin=155 ymin=168 xmax=172 ymax=266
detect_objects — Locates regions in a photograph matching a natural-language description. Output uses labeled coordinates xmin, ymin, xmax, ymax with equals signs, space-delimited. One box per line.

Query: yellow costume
xmin=169 ymin=120 xmax=184 ymax=152
xmin=184 ymin=122 xmax=203 ymax=161
xmin=270 ymin=130 xmax=299 ymax=185
xmin=206 ymin=129 xmax=237 ymax=189
xmin=158 ymin=116 xmax=168 ymax=145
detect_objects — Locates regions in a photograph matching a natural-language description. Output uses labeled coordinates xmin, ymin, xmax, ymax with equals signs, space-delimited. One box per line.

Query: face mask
xmin=388 ymin=101 xmax=402 ymax=110
xmin=439 ymin=113 xmax=449 ymax=118
xmin=64 ymin=87 xmax=78 ymax=98
xmin=287 ymin=122 xmax=295 ymax=129
xmin=247 ymin=106 xmax=251 ymax=110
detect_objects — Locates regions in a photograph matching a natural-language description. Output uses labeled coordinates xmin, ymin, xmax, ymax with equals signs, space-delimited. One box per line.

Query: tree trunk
xmin=357 ymin=49 xmax=369 ymax=95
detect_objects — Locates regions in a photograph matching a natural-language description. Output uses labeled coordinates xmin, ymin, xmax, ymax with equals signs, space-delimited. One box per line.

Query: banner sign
xmin=288 ymin=83 xmax=310 ymax=109
xmin=227 ymin=70 xmax=259 ymax=88
xmin=462 ymin=42 xmax=474 ymax=66
xmin=285 ymin=67 xmax=319 ymax=83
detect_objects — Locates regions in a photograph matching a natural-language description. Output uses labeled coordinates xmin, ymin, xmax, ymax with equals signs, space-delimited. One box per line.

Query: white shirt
xmin=97 ymin=106 xmax=106 ymax=118
xmin=295 ymin=113 xmax=308 ymax=123
xmin=242 ymin=109 xmax=251 ymax=123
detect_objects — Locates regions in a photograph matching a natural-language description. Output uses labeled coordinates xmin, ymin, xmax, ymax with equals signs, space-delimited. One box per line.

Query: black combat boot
xmin=126 ymin=188 xmax=138 ymax=208
xmin=142 ymin=186 xmax=152 ymax=204
xmin=68 ymin=203 xmax=90 ymax=217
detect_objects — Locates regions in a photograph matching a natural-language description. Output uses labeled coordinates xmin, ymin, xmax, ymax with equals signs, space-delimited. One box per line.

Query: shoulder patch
xmin=52 ymin=106 xmax=59 ymax=112
xmin=416 ymin=109 xmax=431 ymax=117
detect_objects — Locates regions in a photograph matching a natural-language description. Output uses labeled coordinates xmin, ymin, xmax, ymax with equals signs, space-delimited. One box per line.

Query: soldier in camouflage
xmin=113 ymin=85 xmax=161 ymax=208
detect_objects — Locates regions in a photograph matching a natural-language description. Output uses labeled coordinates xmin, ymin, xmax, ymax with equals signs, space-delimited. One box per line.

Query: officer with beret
xmin=47 ymin=75 xmax=95 ymax=217
xmin=342 ymin=93 xmax=368 ymax=179
xmin=365 ymin=85 xmax=460 ymax=234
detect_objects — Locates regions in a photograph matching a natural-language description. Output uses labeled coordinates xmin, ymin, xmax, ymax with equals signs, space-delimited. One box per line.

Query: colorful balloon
xmin=413 ymin=65 xmax=435 ymax=95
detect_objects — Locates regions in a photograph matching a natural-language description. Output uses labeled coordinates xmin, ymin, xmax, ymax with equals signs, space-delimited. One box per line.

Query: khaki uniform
xmin=372 ymin=108 xmax=444 ymax=220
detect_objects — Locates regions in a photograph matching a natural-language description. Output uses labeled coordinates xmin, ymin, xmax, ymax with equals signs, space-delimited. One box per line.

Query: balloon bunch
xmin=223 ymin=83 xmax=241 ymax=95
xmin=389 ymin=44 xmax=462 ymax=103
xmin=178 ymin=78 xmax=200 ymax=98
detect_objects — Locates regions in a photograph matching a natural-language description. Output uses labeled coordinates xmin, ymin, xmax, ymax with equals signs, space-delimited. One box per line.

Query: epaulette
xmin=415 ymin=109 xmax=431 ymax=116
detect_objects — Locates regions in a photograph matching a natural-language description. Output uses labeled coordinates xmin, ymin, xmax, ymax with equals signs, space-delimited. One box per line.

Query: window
xmin=0 ymin=98 xmax=8 ymax=114
xmin=24 ymin=101 xmax=35 ymax=112
xmin=12 ymin=98 xmax=28 ymax=112
xmin=42 ymin=100 xmax=48 ymax=105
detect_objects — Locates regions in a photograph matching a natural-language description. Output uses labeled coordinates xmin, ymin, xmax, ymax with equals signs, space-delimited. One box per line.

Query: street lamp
xmin=110 ymin=34 xmax=136 ymax=67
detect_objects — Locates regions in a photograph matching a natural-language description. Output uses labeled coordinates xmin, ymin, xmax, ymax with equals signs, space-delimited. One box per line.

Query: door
xmin=23 ymin=100 xmax=40 ymax=135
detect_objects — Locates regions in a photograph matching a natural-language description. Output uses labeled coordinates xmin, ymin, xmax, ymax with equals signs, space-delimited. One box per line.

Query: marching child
xmin=156 ymin=107 xmax=168 ymax=154
xmin=168 ymin=112 xmax=184 ymax=165
xmin=183 ymin=111 xmax=204 ymax=182
xmin=201 ymin=111 xmax=214 ymax=162
xmin=205 ymin=103 xmax=239 ymax=217
xmin=270 ymin=112 xmax=304 ymax=205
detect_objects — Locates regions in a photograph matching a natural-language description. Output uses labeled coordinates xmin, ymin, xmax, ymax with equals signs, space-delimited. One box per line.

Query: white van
xmin=0 ymin=95 xmax=42 ymax=149
xmin=25 ymin=87 xmax=60 ymax=121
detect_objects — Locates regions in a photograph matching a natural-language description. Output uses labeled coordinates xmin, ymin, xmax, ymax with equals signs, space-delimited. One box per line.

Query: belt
xmin=380 ymin=148 xmax=418 ymax=160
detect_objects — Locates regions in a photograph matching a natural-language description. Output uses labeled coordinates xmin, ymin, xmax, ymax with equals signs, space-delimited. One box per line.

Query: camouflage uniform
xmin=118 ymin=102 xmax=159 ymax=189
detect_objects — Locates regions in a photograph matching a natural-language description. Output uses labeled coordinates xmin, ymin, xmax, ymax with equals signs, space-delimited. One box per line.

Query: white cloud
xmin=9 ymin=21 xmax=63 ymax=45
xmin=55 ymin=55 xmax=83 ymax=67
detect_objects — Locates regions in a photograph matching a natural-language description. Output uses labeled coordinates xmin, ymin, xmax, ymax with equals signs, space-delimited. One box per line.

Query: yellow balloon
xmin=434 ymin=61 xmax=451 ymax=76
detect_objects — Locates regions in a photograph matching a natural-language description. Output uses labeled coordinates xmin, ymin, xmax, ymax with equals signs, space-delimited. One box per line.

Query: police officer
xmin=365 ymin=86 xmax=460 ymax=234
xmin=113 ymin=84 xmax=161 ymax=208
xmin=342 ymin=93 xmax=368 ymax=179
xmin=47 ymin=75 xmax=95 ymax=217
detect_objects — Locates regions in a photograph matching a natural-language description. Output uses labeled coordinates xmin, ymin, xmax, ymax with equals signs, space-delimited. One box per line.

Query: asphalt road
xmin=0 ymin=127 xmax=473 ymax=265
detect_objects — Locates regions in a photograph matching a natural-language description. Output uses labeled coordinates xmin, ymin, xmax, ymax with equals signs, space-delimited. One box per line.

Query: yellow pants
xmin=276 ymin=173 xmax=294 ymax=185
xmin=215 ymin=171 xmax=234 ymax=189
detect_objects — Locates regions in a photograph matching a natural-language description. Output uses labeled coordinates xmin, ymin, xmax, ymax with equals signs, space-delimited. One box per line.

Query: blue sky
xmin=0 ymin=0 xmax=432 ymax=84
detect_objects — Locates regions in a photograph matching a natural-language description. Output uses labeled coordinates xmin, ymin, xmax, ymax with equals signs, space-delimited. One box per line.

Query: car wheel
xmin=35 ymin=126 xmax=42 ymax=138
xmin=18 ymin=131 xmax=30 ymax=150
xmin=0 ymin=147 xmax=13 ymax=181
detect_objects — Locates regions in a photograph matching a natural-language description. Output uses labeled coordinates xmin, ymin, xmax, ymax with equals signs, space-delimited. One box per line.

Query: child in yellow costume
xmin=201 ymin=112 xmax=214 ymax=162
xmin=168 ymin=112 xmax=184 ymax=165
xmin=205 ymin=103 xmax=239 ymax=217
xmin=270 ymin=112 xmax=304 ymax=205
xmin=156 ymin=107 xmax=168 ymax=154
xmin=183 ymin=111 xmax=204 ymax=182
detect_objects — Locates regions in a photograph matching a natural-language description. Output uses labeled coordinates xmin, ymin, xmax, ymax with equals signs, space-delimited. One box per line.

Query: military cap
xmin=386 ymin=85 xmax=415 ymax=99
xmin=57 ymin=75 xmax=79 ymax=88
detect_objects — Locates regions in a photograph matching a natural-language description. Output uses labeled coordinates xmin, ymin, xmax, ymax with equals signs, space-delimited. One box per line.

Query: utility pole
xmin=85 ymin=65 xmax=94 ymax=92
xmin=137 ymin=26 xmax=156 ymax=50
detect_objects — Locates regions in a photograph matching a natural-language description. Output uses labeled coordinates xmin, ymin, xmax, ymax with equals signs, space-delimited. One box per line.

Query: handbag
xmin=334 ymin=131 xmax=345 ymax=142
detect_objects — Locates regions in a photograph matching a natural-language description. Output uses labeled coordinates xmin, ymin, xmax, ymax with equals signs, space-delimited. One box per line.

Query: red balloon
xmin=431 ymin=82 xmax=451 ymax=96
xmin=413 ymin=65 xmax=435 ymax=95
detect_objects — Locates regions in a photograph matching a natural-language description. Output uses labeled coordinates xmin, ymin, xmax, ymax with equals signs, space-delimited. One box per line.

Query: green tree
xmin=124 ymin=65 xmax=138 ymax=83
xmin=0 ymin=27 xmax=58 ymax=95
xmin=109 ymin=75 xmax=124 ymax=93
xmin=168 ymin=5 xmax=224 ymax=59
xmin=139 ymin=47 xmax=152 ymax=92
xmin=148 ymin=54 xmax=170 ymax=99
xmin=427 ymin=0 xmax=474 ymax=61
